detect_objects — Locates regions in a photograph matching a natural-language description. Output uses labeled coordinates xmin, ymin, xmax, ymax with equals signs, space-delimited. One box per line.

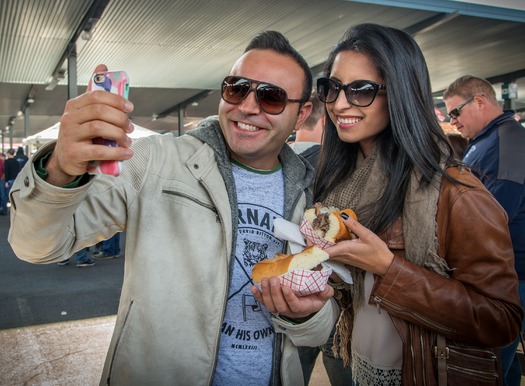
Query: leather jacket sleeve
xmin=370 ymin=167 xmax=522 ymax=347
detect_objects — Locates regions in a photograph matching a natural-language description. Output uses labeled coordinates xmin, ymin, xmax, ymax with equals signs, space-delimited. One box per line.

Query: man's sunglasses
xmin=221 ymin=76 xmax=307 ymax=115
xmin=317 ymin=78 xmax=386 ymax=107
xmin=448 ymin=96 xmax=474 ymax=120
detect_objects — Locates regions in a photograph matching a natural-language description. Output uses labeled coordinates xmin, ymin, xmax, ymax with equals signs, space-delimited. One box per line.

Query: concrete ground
xmin=0 ymin=316 xmax=114 ymax=385
xmin=0 ymin=315 xmax=331 ymax=385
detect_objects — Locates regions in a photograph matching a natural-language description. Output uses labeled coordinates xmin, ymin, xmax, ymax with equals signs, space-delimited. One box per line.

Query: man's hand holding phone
xmin=44 ymin=64 xmax=135 ymax=186
xmin=87 ymin=69 xmax=130 ymax=176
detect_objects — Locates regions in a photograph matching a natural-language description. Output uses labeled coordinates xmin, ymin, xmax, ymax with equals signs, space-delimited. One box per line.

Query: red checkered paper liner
xmin=299 ymin=218 xmax=335 ymax=250
xmin=279 ymin=268 xmax=333 ymax=296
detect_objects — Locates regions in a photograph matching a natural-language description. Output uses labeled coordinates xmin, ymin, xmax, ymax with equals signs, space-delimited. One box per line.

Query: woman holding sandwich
xmin=315 ymin=23 xmax=522 ymax=385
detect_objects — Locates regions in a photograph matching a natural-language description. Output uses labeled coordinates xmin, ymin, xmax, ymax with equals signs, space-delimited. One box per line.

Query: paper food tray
xmin=299 ymin=219 xmax=335 ymax=250
xmin=278 ymin=268 xmax=332 ymax=296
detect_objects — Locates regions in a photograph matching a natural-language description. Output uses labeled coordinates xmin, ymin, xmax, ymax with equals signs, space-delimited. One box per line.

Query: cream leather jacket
xmin=8 ymin=118 xmax=338 ymax=386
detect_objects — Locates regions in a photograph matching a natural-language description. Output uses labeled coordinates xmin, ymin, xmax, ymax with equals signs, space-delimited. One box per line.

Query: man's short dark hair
xmin=245 ymin=31 xmax=312 ymax=103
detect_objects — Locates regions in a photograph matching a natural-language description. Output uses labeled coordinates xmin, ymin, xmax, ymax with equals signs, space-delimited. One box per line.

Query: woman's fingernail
xmin=341 ymin=212 xmax=349 ymax=220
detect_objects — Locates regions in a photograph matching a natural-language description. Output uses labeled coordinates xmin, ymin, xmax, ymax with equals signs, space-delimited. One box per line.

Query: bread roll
xmin=303 ymin=203 xmax=357 ymax=243
xmin=252 ymin=246 xmax=329 ymax=283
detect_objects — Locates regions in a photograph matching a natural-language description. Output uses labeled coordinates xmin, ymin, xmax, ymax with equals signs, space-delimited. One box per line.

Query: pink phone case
xmin=87 ymin=71 xmax=130 ymax=176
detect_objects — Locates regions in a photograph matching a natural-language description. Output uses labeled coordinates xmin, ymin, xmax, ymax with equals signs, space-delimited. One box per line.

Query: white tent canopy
xmin=23 ymin=122 xmax=159 ymax=148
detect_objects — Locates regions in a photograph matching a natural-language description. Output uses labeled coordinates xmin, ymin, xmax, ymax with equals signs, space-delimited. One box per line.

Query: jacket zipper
xmin=419 ymin=331 xmax=427 ymax=386
xmin=447 ymin=363 xmax=499 ymax=381
xmin=448 ymin=346 xmax=497 ymax=359
xmin=407 ymin=322 xmax=427 ymax=386
xmin=373 ymin=296 xmax=455 ymax=335
xmin=161 ymin=190 xmax=220 ymax=222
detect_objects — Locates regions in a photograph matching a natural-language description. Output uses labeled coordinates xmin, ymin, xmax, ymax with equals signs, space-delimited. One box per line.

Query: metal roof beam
xmin=403 ymin=12 xmax=460 ymax=36
xmin=345 ymin=0 xmax=525 ymax=23
xmin=311 ymin=12 xmax=460 ymax=78
xmin=156 ymin=90 xmax=213 ymax=119
xmin=48 ymin=0 xmax=111 ymax=87
xmin=432 ymin=68 xmax=525 ymax=98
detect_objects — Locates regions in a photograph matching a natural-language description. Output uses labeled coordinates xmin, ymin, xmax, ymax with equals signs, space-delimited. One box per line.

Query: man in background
xmin=15 ymin=147 xmax=29 ymax=169
xmin=289 ymin=90 xmax=325 ymax=168
xmin=3 ymin=149 xmax=21 ymax=216
xmin=444 ymin=75 xmax=525 ymax=386
xmin=0 ymin=152 xmax=5 ymax=215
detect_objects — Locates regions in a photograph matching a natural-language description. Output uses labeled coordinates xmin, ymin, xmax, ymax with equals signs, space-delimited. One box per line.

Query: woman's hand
xmin=324 ymin=213 xmax=394 ymax=276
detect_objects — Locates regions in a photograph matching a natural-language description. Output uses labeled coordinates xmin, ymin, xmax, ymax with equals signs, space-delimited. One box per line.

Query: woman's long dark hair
xmin=314 ymin=23 xmax=454 ymax=233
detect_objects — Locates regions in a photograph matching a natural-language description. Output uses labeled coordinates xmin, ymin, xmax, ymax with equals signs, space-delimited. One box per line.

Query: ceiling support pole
xmin=24 ymin=107 xmax=30 ymax=153
xmin=178 ymin=107 xmax=184 ymax=137
xmin=68 ymin=43 xmax=78 ymax=100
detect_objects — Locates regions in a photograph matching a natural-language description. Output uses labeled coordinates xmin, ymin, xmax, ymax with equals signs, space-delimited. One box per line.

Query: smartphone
xmin=87 ymin=70 xmax=130 ymax=176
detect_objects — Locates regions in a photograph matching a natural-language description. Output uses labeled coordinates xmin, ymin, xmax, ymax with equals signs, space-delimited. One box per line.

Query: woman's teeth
xmin=338 ymin=117 xmax=361 ymax=125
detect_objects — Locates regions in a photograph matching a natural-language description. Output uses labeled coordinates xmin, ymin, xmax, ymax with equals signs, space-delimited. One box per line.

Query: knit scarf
xmin=323 ymin=145 xmax=451 ymax=366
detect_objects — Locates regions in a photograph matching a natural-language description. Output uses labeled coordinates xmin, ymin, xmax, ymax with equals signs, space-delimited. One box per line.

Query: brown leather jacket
xmin=368 ymin=167 xmax=523 ymax=385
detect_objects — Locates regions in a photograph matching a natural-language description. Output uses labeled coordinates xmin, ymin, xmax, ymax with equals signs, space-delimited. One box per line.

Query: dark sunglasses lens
xmin=257 ymin=85 xmax=287 ymax=114
xmin=347 ymin=81 xmax=377 ymax=106
xmin=222 ymin=77 xmax=250 ymax=104
xmin=449 ymin=109 xmax=459 ymax=119
xmin=317 ymin=78 xmax=332 ymax=103
xmin=327 ymin=80 xmax=344 ymax=103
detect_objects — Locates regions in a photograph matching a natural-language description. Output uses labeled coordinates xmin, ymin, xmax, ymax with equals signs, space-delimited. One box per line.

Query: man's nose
xmin=239 ymin=88 xmax=261 ymax=115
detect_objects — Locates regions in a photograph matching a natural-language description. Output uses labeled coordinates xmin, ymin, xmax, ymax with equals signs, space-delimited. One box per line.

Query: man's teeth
xmin=238 ymin=122 xmax=259 ymax=131
xmin=338 ymin=117 xmax=361 ymax=124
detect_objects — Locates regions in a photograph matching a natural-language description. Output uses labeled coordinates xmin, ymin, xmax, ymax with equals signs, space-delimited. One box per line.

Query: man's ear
xmin=474 ymin=94 xmax=487 ymax=108
xmin=294 ymin=101 xmax=313 ymax=130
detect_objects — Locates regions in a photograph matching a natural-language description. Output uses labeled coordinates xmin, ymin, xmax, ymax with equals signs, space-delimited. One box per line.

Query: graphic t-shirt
xmin=212 ymin=162 xmax=285 ymax=386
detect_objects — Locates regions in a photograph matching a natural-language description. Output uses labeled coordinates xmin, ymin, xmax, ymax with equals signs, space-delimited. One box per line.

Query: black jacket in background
xmin=4 ymin=158 xmax=21 ymax=181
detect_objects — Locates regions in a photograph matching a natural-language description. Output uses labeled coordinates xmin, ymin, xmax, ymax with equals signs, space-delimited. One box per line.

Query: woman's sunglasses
xmin=317 ymin=77 xmax=386 ymax=107
xmin=448 ymin=96 xmax=474 ymax=120
xmin=221 ymin=76 xmax=307 ymax=115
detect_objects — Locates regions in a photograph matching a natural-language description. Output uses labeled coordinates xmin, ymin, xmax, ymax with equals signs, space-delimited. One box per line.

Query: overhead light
xmin=45 ymin=79 xmax=59 ymax=91
xmin=45 ymin=70 xmax=66 ymax=91
xmin=17 ymin=111 xmax=23 ymax=117
xmin=26 ymin=97 xmax=35 ymax=104
xmin=152 ymin=114 xmax=158 ymax=121
xmin=191 ymin=101 xmax=199 ymax=107
xmin=81 ymin=30 xmax=92 ymax=41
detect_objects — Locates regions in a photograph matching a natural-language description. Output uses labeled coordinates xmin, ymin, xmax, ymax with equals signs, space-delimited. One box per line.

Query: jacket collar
xmin=472 ymin=111 xmax=515 ymax=142
xmin=187 ymin=115 xmax=315 ymax=219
